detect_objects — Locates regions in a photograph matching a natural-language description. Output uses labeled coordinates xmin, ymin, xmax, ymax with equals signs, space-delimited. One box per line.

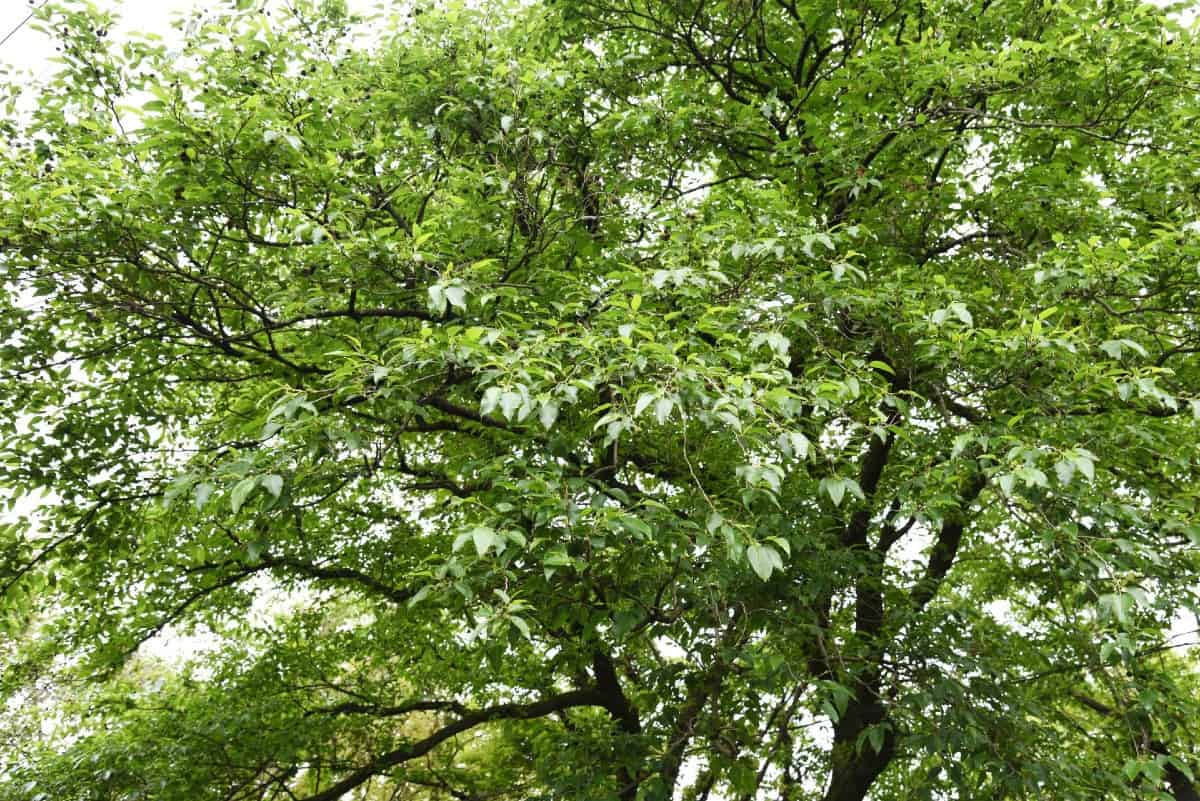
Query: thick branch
xmin=298 ymin=689 xmax=608 ymax=801
xmin=261 ymin=555 xmax=417 ymax=606
xmin=306 ymin=698 xmax=468 ymax=719
xmin=592 ymin=651 xmax=643 ymax=801
xmin=909 ymin=472 xmax=987 ymax=611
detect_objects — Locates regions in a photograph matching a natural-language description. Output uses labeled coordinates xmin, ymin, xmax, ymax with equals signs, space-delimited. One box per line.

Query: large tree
xmin=3 ymin=0 xmax=1200 ymax=798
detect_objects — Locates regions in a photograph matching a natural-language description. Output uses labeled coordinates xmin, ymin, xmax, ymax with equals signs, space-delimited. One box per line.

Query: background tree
xmin=2 ymin=0 xmax=1200 ymax=799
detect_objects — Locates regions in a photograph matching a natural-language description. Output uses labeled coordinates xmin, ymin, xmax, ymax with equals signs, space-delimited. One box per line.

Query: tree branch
xmin=298 ymin=689 xmax=609 ymax=801
xmin=909 ymin=472 xmax=988 ymax=611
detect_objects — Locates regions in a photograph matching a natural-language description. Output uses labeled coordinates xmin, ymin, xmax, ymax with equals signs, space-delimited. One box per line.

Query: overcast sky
xmin=1 ymin=1 xmax=388 ymax=84
xmin=1 ymin=0 xmax=200 ymax=77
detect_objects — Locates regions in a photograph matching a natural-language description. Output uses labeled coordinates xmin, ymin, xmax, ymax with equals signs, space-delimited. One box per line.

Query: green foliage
xmin=2 ymin=0 xmax=1200 ymax=799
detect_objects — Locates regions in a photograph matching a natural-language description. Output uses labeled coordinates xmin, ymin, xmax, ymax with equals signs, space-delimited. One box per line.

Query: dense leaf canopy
xmin=3 ymin=0 xmax=1200 ymax=799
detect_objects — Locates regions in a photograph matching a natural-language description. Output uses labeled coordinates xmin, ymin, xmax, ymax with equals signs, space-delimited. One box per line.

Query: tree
xmin=2 ymin=0 xmax=1200 ymax=798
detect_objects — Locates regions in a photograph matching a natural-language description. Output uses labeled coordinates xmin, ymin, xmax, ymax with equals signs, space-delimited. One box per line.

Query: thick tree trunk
xmin=821 ymin=697 xmax=897 ymax=801
xmin=593 ymin=652 xmax=642 ymax=801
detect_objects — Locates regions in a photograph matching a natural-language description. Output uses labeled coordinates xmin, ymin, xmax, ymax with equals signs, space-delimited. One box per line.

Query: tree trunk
xmin=821 ymin=697 xmax=896 ymax=801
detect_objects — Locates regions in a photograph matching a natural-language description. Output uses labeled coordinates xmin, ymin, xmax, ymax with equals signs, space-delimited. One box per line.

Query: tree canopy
xmin=3 ymin=0 xmax=1200 ymax=799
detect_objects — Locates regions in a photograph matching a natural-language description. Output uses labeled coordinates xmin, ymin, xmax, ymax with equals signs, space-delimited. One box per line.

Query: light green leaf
xmin=471 ymin=526 xmax=498 ymax=556
xmin=822 ymin=478 xmax=846 ymax=507
xmin=481 ymin=386 xmax=502 ymax=416
xmin=193 ymin=482 xmax=214 ymax=511
xmin=779 ymin=432 xmax=810 ymax=459
xmin=634 ymin=392 xmax=656 ymax=418
xmin=653 ymin=396 xmax=673 ymax=424
xmin=499 ymin=391 xmax=523 ymax=420
xmin=765 ymin=332 xmax=789 ymax=359
xmin=844 ymin=478 xmax=865 ymax=501
xmin=949 ymin=301 xmax=973 ymax=326
xmin=261 ymin=474 xmax=284 ymax=498
xmin=1072 ymin=451 xmax=1095 ymax=482
xmin=509 ymin=614 xmax=531 ymax=639
xmin=539 ymin=400 xmax=559 ymax=430
xmin=444 ymin=285 xmax=467 ymax=310
xmin=230 ymin=477 xmax=258 ymax=513
xmin=747 ymin=542 xmax=782 ymax=581
xmin=407 ymin=585 xmax=432 ymax=609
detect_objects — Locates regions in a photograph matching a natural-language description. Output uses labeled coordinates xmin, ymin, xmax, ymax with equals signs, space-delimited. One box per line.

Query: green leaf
xmin=499 ymin=391 xmax=523 ymax=421
xmin=653 ymin=396 xmax=673 ymax=424
xmin=823 ymin=478 xmax=847 ymax=507
xmin=246 ymin=540 xmax=266 ymax=564
xmin=230 ymin=477 xmax=258 ymax=513
xmin=509 ymin=614 xmax=531 ymax=639
xmin=949 ymin=301 xmax=973 ymax=326
xmin=543 ymin=547 xmax=572 ymax=568
xmin=481 ymin=386 xmax=502 ymax=416
xmin=1100 ymin=592 xmax=1134 ymax=626
xmin=444 ymin=285 xmax=467 ymax=310
xmin=844 ymin=478 xmax=865 ymax=502
xmin=747 ymin=542 xmax=782 ymax=580
xmin=779 ymin=432 xmax=810 ymax=459
xmin=407 ymin=585 xmax=432 ymax=609
xmin=539 ymin=400 xmax=559 ymax=430
xmin=467 ymin=526 xmax=498 ymax=556
xmin=634 ymin=392 xmax=656 ymax=418
xmin=261 ymin=474 xmax=284 ymax=498
xmin=1072 ymin=451 xmax=1095 ymax=482
xmin=193 ymin=482 xmax=214 ymax=511
xmin=765 ymin=332 xmax=789 ymax=359
xmin=866 ymin=725 xmax=885 ymax=754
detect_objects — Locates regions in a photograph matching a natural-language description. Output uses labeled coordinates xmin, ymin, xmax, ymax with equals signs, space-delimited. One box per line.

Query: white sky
xmin=0 ymin=0 xmax=383 ymax=82
xmin=1 ymin=0 xmax=199 ymax=77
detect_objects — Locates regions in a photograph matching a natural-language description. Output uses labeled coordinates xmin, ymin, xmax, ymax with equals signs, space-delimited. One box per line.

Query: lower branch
xmin=298 ymin=689 xmax=609 ymax=801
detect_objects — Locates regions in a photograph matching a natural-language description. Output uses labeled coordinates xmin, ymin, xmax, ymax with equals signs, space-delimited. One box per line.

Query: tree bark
xmin=821 ymin=695 xmax=897 ymax=801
